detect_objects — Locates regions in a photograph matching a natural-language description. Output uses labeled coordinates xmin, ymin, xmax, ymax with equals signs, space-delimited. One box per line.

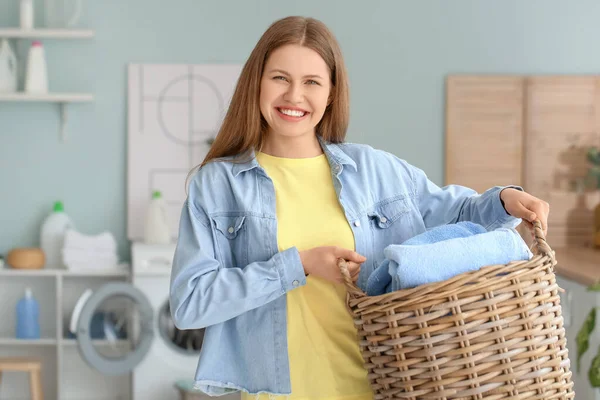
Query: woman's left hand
xmin=500 ymin=188 xmax=550 ymax=237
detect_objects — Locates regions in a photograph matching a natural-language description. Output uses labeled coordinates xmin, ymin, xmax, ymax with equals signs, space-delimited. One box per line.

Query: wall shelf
xmin=0 ymin=266 xmax=129 ymax=277
xmin=0 ymin=93 xmax=93 ymax=102
xmin=0 ymin=93 xmax=94 ymax=142
xmin=0 ymin=338 xmax=57 ymax=346
xmin=62 ymin=338 xmax=130 ymax=347
xmin=0 ymin=29 xmax=94 ymax=39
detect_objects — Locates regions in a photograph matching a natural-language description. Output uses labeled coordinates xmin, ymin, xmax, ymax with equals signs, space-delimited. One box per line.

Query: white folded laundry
xmin=63 ymin=248 xmax=117 ymax=260
xmin=63 ymin=229 xmax=117 ymax=252
xmin=63 ymin=255 xmax=118 ymax=266
xmin=61 ymin=228 xmax=119 ymax=271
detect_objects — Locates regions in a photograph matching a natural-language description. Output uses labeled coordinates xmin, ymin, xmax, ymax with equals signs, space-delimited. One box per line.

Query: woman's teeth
xmin=279 ymin=108 xmax=306 ymax=117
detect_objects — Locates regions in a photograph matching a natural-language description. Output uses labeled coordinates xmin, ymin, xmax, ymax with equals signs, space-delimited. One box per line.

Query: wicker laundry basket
xmin=339 ymin=221 xmax=574 ymax=400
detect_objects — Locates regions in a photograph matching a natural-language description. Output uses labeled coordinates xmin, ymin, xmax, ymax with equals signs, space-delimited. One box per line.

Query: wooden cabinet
xmin=446 ymin=75 xmax=600 ymax=248
xmin=446 ymin=76 xmax=525 ymax=193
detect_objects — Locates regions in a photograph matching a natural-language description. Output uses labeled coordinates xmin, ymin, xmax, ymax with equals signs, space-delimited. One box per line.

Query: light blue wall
xmin=2 ymin=0 xmax=600 ymax=260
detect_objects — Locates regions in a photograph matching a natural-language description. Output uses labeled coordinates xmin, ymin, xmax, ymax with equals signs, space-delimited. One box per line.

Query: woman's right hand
xmin=299 ymin=246 xmax=367 ymax=284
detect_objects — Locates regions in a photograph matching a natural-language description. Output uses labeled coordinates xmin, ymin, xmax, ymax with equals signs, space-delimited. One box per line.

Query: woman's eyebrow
xmin=268 ymin=69 xmax=324 ymax=80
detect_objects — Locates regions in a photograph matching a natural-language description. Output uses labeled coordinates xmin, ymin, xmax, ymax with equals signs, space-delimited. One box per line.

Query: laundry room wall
xmin=3 ymin=0 xmax=600 ymax=261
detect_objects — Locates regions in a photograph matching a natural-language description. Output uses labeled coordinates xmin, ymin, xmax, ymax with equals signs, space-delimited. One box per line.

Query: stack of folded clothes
xmin=363 ymin=222 xmax=533 ymax=296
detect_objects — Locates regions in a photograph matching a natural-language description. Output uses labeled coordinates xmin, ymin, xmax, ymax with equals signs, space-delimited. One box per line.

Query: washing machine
xmin=71 ymin=242 xmax=239 ymax=400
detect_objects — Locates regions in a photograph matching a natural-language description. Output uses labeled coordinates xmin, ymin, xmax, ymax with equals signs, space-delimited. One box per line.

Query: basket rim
xmin=350 ymin=253 xmax=557 ymax=313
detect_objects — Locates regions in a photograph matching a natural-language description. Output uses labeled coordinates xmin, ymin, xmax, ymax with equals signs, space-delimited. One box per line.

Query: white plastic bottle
xmin=20 ymin=0 xmax=34 ymax=29
xmin=25 ymin=41 xmax=48 ymax=94
xmin=40 ymin=201 xmax=74 ymax=268
xmin=0 ymin=39 xmax=17 ymax=93
xmin=144 ymin=191 xmax=171 ymax=244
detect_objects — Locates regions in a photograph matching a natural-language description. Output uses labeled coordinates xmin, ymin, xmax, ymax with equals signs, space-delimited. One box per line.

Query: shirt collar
xmin=231 ymin=151 xmax=259 ymax=177
xmin=231 ymin=136 xmax=357 ymax=177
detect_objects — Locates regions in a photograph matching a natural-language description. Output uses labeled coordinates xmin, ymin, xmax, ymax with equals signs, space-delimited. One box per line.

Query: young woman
xmin=169 ymin=16 xmax=549 ymax=400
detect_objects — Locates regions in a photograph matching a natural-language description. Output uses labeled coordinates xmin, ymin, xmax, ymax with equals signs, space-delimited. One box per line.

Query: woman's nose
xmin=283 ymin=82 xmax=304 ymax=104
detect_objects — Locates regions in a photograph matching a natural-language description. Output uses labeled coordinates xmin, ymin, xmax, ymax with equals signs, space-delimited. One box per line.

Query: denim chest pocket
xmin=367 ymin=198 xmax=415 ymax=267
xmin=210 ymin=215 xmax=249 ymax=268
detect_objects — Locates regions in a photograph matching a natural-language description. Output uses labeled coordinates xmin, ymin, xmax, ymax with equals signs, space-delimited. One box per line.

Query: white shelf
xmin=0 ymin=271 xmax=132 ymax=399
xmin=59 ymin=269 xmax=130 ymax=277
xmin=0 ymin=338 xmax=130 ymax=347
xmin=134 ymin=270 xmax=172 ymax=277
xmin=0 ymin=92 xmax=93 ymax=102
xmin=62 ymin=339 xmax=130 ymax=346
xmin=0 ymin=338 xmax=57 ymax=346
xmin=0 ymin=28 xmax=94 ymax=39
xmin=0 ymin=92 xmax=94 ymax=141
xmin=0 ymin=267 xmax=129 ymax=277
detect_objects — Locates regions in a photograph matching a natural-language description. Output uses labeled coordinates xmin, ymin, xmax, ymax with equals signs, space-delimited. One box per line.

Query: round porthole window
xmin=157 ymin=300 xmax=204 ymax=355
xmin=76 ymin=283 xmax=154 ymax=376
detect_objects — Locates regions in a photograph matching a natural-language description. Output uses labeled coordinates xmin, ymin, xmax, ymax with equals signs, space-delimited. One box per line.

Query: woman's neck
xmin=260 ymin=132 xmax=323 ymax=158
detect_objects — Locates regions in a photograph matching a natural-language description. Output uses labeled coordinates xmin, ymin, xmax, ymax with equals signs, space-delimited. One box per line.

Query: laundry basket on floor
xmin=339 ymin=221 xmax=574 ymax=400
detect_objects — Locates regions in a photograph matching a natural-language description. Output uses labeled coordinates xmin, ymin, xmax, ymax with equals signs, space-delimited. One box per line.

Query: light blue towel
xmin=364 ymin=222 xmax=532 ymax=296
xmin=365 ymin=222 xmax=486 ymax=295
xmin=402 ymin=221 xmax=487 ymax=245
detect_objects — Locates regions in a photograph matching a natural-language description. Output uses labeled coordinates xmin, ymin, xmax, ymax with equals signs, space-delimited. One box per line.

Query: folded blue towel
xmin=365 ymin=222 xmax=486 ymax=295
xmin=364 ymin=223 xmax=532 ymax=296
xmin=402 ymin=221 xmax=487 ymax=245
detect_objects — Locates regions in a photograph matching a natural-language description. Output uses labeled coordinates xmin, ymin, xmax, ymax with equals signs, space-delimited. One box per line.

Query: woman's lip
xmin=276 ymin=106 xmax=309 ymax=113
xmin=275 ymin=107 xmax=310 ymax=122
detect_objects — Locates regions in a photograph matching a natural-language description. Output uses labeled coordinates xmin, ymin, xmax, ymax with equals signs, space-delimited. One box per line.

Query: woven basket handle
xmin=338 ymin=258 xmax=367 ymax=299
xmin=532 ymin=219 xmax=553 ymax=256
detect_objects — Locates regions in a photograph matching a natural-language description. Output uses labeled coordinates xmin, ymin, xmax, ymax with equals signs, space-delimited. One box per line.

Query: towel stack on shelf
xmin=62 ymin=229 xmax=120 ymax=271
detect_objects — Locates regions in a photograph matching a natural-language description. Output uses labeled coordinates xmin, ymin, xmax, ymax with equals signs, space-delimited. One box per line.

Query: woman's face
xmin=260 ymin=44 xmax=332 ymax=141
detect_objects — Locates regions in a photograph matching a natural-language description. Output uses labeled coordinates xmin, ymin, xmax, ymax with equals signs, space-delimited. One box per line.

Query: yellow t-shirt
xmin=242 ymin=152 xmax=372 ymax=400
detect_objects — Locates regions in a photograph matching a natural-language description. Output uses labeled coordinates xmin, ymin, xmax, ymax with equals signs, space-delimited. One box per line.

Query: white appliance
xmin=71 ymin=242 xmax=239 ymax=400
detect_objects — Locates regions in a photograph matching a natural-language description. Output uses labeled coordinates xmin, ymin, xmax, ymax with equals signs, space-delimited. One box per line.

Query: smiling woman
xmin=170 ymin=15 xmax=552 ymax=400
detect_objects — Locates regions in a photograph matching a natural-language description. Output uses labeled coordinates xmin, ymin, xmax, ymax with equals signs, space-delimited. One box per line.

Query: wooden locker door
xmin=524 ymin=76 xmax=600 ymax=247
xmin=445 ymin=76 xmax=525 ymax=193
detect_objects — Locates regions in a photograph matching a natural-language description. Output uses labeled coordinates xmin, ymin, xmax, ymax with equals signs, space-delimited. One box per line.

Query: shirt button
xmin=292 ymin=280 xmax=299 ymax=287
xmin=380 ymin=217 xmax=387 ymax=223
xmin=354 ymin=220 xmax=361 ymax=227
xmin=228 ymin=226 xmax=235 ymax=233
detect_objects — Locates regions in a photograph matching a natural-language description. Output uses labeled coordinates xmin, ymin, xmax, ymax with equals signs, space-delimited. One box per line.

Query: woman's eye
xmin=273 ymin=76 xmax=287 ymax=82
xmin=306 ymin=80 xmax=320 ymax=85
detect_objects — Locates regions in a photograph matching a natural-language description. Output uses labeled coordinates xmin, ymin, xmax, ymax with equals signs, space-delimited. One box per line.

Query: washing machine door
xmin=76 ymin=282 xmax=154 ymax=376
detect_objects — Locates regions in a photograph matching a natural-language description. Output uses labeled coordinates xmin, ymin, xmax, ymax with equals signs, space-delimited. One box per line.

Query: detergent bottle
xmin=24 ymin=41 xmax=48 ymax=93
xmin=40 ymin=201 xmax=74 ymax=268
xmin=144 ymin=190 xmax=171 ymax=244
xmin=16 ymin=287 xmax=40 ymax=339
xmin=0 ymin=39 xmax=17 ymax=93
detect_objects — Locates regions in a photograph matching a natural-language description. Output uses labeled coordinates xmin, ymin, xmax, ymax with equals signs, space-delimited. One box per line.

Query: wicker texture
xmin=340 ymin=221 xmax=574 ymax=400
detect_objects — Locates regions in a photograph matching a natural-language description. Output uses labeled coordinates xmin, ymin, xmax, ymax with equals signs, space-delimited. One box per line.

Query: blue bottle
xmin=16 ymin=287 xmax=40 ymax=339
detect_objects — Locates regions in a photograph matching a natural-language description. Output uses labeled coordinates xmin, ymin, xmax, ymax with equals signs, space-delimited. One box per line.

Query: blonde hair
xmin=197 ymin=16 xmax=349 ymax=169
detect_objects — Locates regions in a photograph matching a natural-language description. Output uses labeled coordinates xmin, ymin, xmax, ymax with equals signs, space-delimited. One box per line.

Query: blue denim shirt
xmin=169 ymin=139 xmax=521 ymax=396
